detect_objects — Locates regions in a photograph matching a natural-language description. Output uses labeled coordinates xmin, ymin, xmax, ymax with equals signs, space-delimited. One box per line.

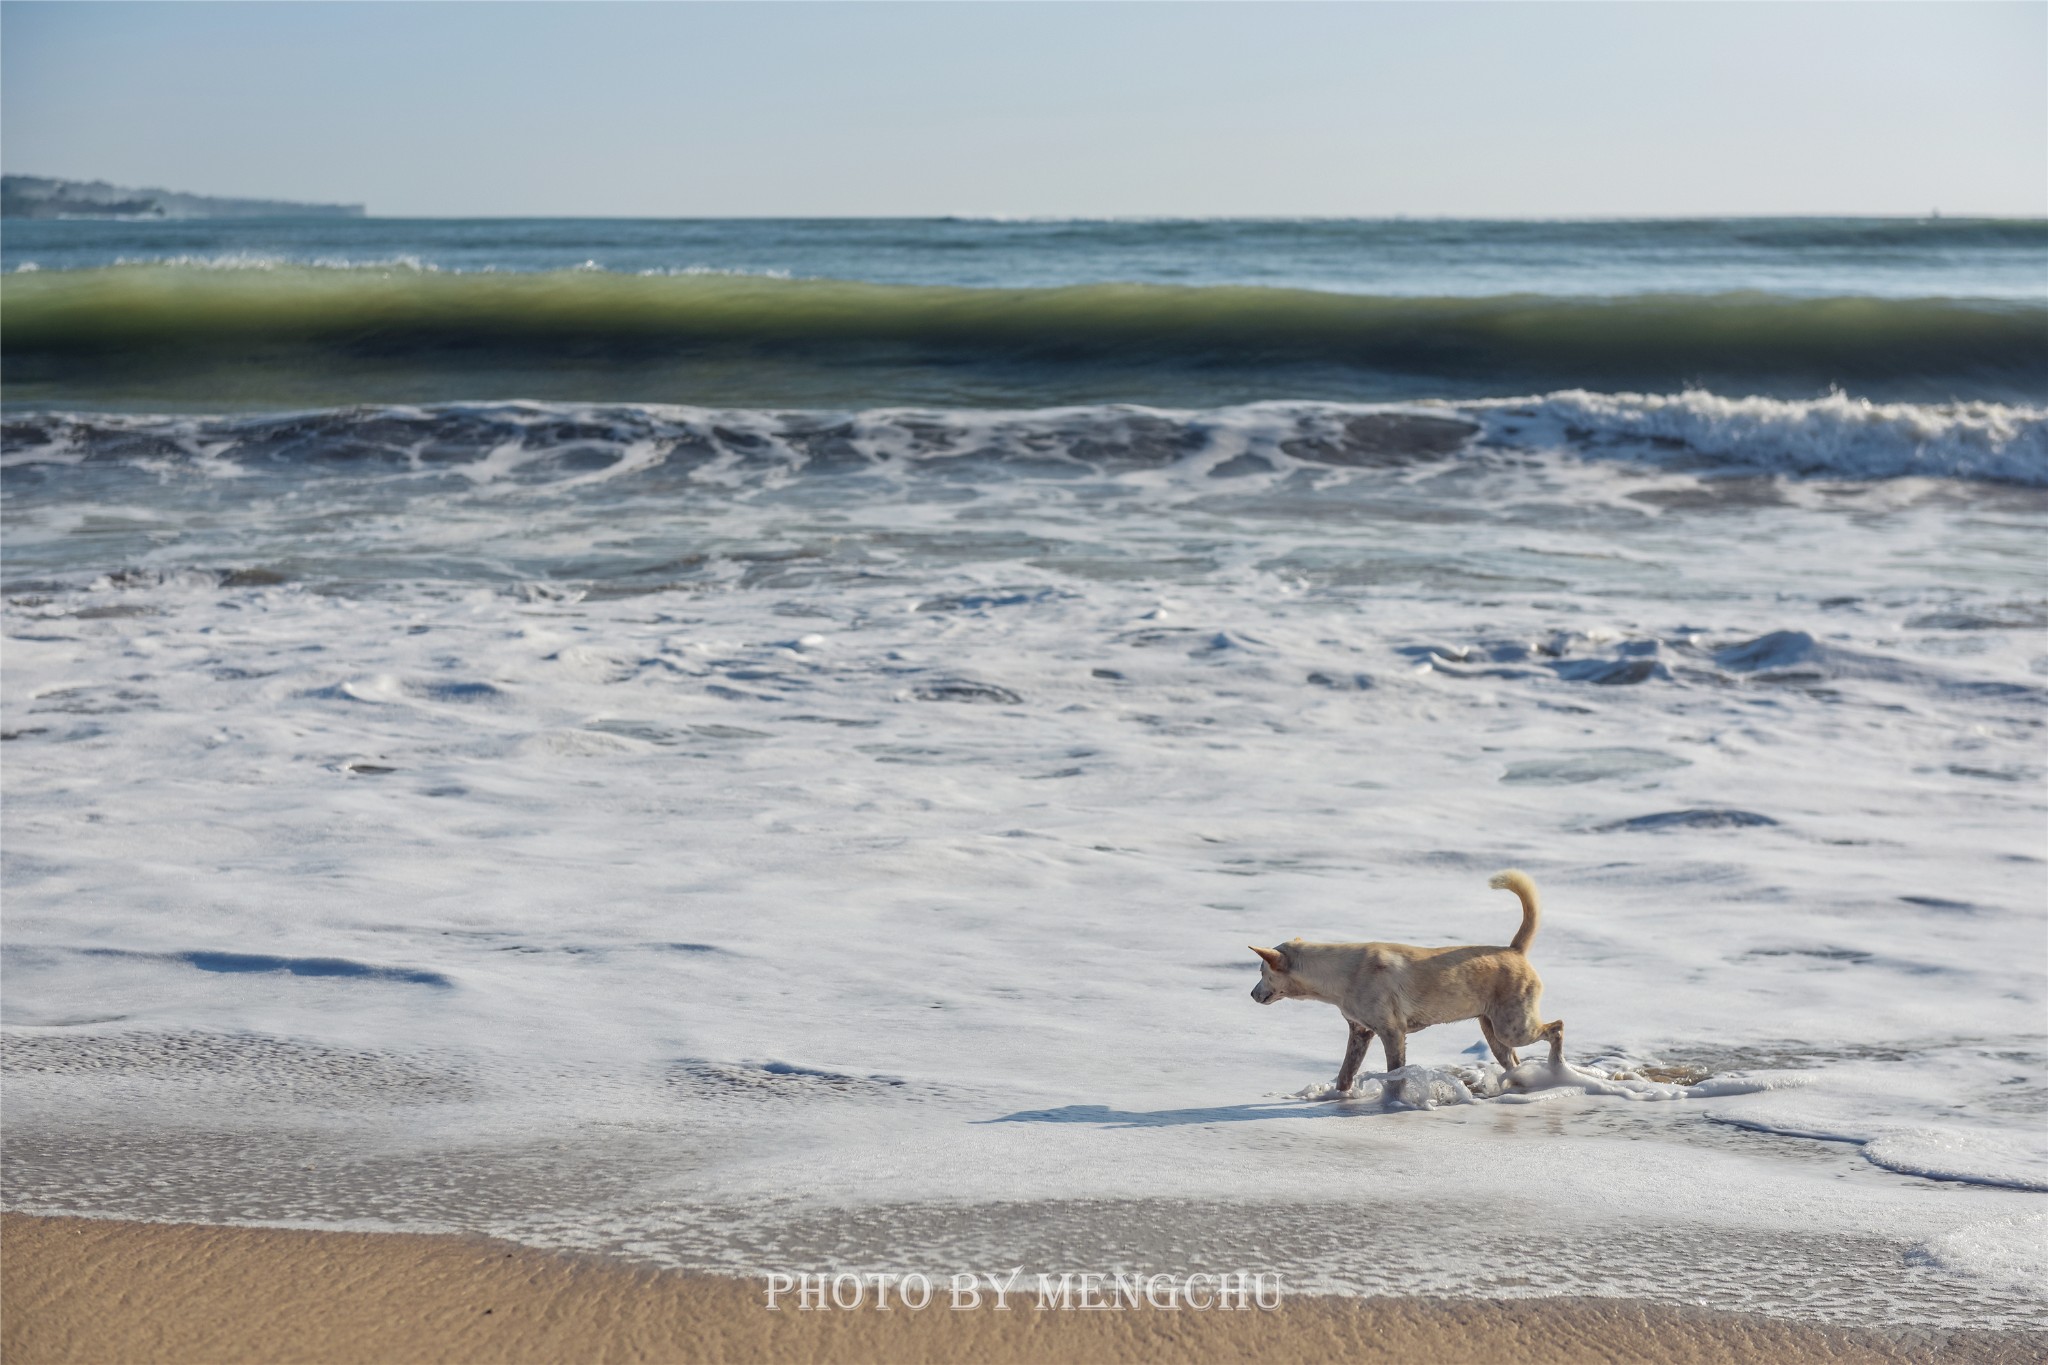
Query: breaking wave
xmin=6 ymin=391 xmax=2044 ymax=486
xmin=1482 ymin=390 xmax=2048 ymax=484
xmin=5 ymin=268 xmax=2041 ymax=407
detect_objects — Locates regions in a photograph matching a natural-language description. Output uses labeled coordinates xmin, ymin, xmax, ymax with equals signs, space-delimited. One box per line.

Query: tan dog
xmin=1250 ymin=870 xmax=1563 ymax=1092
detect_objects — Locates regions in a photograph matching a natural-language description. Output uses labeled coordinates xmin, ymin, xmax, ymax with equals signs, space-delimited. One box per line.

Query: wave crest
xmin=6 ymin=393 xmax=2045 ymax=486
xmin=1484 ymin=390 xmax=2048 ymax=483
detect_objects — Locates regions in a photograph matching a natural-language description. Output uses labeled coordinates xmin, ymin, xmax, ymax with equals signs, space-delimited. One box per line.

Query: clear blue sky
xmin=4 ymin=1 xmax=2042 ymax=218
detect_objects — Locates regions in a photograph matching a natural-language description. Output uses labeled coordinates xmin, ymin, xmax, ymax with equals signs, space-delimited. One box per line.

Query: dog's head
xmin=1248 ymin=943 xmax=1300 ymax=1004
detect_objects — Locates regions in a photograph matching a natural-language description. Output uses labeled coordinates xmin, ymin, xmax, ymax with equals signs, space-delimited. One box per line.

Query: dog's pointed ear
xmin=1250 ymin=945 xmax=1289 ymax=972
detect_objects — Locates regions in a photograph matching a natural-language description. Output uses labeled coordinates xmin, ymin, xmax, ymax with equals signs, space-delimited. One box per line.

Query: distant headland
xmin=1 ymin=175 xmax=363 ymax=220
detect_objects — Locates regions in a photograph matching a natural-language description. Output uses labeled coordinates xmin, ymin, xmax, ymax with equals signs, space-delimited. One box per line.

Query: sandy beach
xmin=2 ymin=1213 xmax=2037 ymax=1364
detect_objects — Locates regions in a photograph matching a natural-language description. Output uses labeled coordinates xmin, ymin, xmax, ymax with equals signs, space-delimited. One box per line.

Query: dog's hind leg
xmin=1335 ymin=1024 xmax=1374 ymax=1093
xmin=1477 ymin=1016 xmax=1519 ymax=1070
xmin=1540 ymin=1019 xmax=1564 ymax=1066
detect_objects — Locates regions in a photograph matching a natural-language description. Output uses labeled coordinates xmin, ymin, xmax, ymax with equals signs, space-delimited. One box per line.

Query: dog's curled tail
xmin=1489 ymin=870 xmax=1540 ymax=954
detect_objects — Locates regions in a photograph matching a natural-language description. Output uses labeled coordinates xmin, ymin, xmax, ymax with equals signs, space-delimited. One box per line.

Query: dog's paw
xmin=1449 ymin=1064 xmax=1506 ymax=1099
xmin=1293 ymin=1080 xmax=1369 ymax=1102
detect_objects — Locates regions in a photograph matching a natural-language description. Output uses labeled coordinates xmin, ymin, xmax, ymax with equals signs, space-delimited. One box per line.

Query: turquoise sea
xmin=5 ymin=216 xmax=2043 ymax=408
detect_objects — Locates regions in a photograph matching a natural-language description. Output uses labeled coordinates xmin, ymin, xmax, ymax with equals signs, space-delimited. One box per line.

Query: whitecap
xmin=1476 ymin=388 xmax=2048 ymax=484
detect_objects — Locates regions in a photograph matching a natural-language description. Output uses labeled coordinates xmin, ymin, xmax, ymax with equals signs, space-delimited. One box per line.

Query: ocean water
xmin=7 ymin=217 xmax=2046 ymax=409
xmin=3 ymin=219 xmax=2046 ymax=1326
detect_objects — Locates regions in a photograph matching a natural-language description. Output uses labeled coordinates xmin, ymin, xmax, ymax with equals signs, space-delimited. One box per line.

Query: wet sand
xmin=3 ymin=1213 xmax=2036 ymax=1364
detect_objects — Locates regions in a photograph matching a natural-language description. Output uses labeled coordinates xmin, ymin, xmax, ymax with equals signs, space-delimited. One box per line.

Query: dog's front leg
xmin=1334 ymin=1024 xmax=1374 ymax=1093
xmin=1380 ymin=1029 xmax=1408 ymax=1072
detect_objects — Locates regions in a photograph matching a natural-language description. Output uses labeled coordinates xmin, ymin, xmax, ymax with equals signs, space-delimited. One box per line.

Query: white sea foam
xmin=11 ymin=393 xmax=2044 ymax=489
xmin=634 ymin=265 xmax=796 ymax=279
xmin=106 ymin=252 xmax=442 ymax=273
xmin=1708 ymin=1069 xmax=2048 ymax=1192
xmin=1913 ymin=1214 xmax=2048 ymax=1294
xmin=1293 ymin=1064 xmax=1487 ymax=1108
xmin=1476 ymin=389 xmax=2048 ymax=484
xmin=79 ymin=253 xmax=808 ymax=279
xmin=1293 ymin=1059 xmax=1792 ymax=1110
xmin=1867 ymin=1132 xmax=2048 ymax=1192
xmin=2 ymin=399 xmax=2043 ymax=1322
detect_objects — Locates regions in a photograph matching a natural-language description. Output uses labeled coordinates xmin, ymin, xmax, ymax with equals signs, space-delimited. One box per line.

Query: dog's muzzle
xmin=1250 ymin=981 xmax=1275 ymax=1004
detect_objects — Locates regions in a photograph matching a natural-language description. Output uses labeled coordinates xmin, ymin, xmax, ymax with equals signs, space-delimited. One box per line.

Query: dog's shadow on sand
xmin=982 ymin=1100 xmax=1385 ymax=1129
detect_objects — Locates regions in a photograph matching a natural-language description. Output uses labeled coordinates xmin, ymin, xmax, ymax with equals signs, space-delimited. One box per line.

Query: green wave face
xmin=5 ymin=267 xmax=2043 ymax=409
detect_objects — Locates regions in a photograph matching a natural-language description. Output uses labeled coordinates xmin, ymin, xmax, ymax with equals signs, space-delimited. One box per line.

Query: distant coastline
xmin=0 ymin=174 xmax=362 ymax=220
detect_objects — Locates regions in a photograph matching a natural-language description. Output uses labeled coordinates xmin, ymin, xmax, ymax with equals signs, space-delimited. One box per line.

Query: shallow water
xmin=4 ymin=216 xmax=2045 ymax=1323
xmin=4 ymin=394 xmax=2045 ymax=1324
